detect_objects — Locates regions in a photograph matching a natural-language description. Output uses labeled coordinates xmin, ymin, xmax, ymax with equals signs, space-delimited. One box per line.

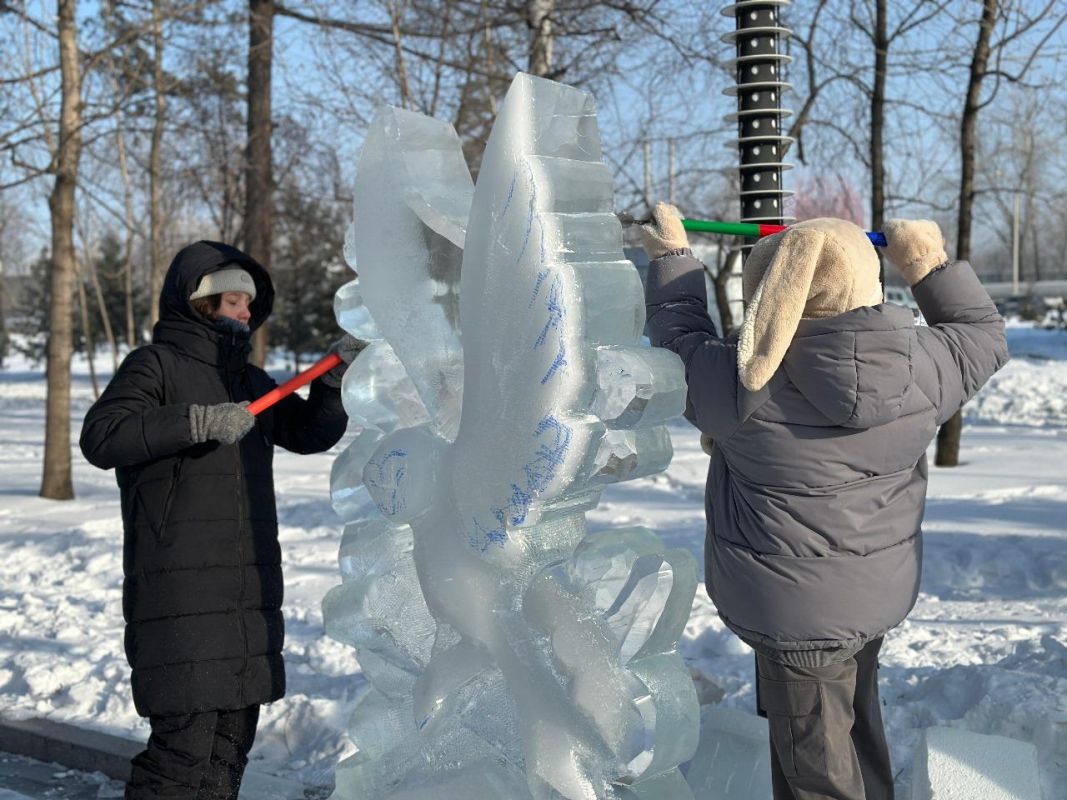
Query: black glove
xmin=321 ymin=334 xmax=370 ymax=388
xmin=189 ymin=402 xmax=255 ymax=445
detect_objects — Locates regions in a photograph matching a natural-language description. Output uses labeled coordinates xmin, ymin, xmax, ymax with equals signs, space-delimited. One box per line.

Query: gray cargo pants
xmin=756 ymin=637 xmax=894 ymax=800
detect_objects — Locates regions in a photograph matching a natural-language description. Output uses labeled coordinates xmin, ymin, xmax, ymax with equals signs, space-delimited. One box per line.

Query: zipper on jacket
xmin=242 ymin=370 xmax=270 ymax=448
xmin=227 ymin=369 xmax=250 ymax=706
xmin=157 ymin=457 xmax=183 ymax=542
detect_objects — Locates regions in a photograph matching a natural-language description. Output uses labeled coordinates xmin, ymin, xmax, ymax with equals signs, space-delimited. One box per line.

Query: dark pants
xmin=125 ymin=705 xmax=260 ymax=800
xmin=756 ymin=638 xmax=894 ymax=800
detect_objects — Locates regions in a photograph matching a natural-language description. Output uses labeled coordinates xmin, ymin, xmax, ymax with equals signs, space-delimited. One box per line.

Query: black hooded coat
xmin=80 ymin=241 xmax=347 ymax=717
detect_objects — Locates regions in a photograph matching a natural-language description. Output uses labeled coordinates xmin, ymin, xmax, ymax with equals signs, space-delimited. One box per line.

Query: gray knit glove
xmin=321 ymin=334 xmax=369 ymax=388
xmin=189 ymin=401 xmax=255 ymax=445
xmin=639 ymin=202 xmax=690 ymax=260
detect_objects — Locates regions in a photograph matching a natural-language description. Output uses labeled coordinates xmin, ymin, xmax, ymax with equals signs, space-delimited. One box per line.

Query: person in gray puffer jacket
xmin=641 ymin=204 xmax=1008 ymax=800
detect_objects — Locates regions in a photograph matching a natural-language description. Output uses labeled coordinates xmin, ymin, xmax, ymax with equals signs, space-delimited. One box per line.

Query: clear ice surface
xmin=326 ymin=73 xmax=696 ymax=800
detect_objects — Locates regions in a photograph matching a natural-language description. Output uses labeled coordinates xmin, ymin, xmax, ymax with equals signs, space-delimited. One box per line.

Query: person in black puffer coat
xmin=80 ymin=241 xmax=365 ymax=800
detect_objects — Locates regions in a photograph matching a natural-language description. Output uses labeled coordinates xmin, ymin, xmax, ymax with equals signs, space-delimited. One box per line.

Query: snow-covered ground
xmin=0 ymin=324 xmax=1065 ymax=798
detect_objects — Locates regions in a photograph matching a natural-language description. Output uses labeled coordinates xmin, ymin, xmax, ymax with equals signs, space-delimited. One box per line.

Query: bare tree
xmin=247 ymin=0 xmax=274 ymax=366
xmin=148 ymin=0 xmax=168 ymax=328
xmin=933 ymin=0 xmax=997 ymax=468
xmin=74 ymin=246 xmax=98 ymax=398
xmin=77 ymin=208 xmax=119 ymax=373
xmin=40 ymin=0 xmax=83 ymax=500
xmin=857 ymin=1 xmax=946 ymax=233
xmin=938 ymin=0 xmax=1064 ymax=466
xmin=388 ymin=0 xmax=414 ymax=107
xmin=527 ymin=0 xmax=554 ymax=76
xmin=112 ymin=106 xmax=139 ymax=347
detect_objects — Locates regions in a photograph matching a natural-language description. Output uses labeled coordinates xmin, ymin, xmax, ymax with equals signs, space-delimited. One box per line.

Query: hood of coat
xmin=153 ymin=241 xmax=274 ymax=366
xmin=779 ymin=303 xmax=915 ymax=429
xmin=159 ymin=240 xmax=273 ymax=329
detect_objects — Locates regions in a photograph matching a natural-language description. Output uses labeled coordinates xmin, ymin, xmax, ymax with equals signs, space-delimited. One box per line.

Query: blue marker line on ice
xmin=529 ymin=268 xmax=549 ymax=309
xmin=365 ymin=448 xmax=408 ymax=516
xmin=539 ymin=275 xmax=567 ymax=383
xmin=515 ymin=163 xmax=537 ymax=264
xmin=500 ymin=173 xmax=517 ymax=218
xmin=534 ymin=273 xmax=565 ymax=350
xmin=541 ymin=342 xmax=567 ymax=385
xmin=469 ymin=415 xmax=572 ymax=552
xmin=523 ymin=414 xmax=572 ymax=493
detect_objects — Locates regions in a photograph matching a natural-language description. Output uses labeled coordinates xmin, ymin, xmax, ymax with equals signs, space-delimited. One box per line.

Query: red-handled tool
xmin=247 ymin=352 xmax=343 ymax=416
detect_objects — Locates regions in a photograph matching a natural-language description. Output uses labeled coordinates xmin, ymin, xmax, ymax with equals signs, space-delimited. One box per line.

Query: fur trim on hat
xmin=189 ymin=267 xmax=257 ymax=302
xmin=738 ymin=218 xmax=883 ymax=392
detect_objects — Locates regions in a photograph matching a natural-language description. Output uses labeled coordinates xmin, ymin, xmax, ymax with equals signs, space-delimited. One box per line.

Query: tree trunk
xmin=114 ymin=108 xmax=138 ymax=347
xmin=41 ymin=0 xmax=83 ymax=501
xmin=937 ymin=0 xmax=997 ymax=469
xmin=0 ymin=268 xmax=7 ymax=369
xmin=528 ymin=0 xmax=554 ymax=77
xmin=389 ymin=1 xmax=412 ymax=107
xmin=871 ymin=0 xmax=887 ymax=284
xmin=76 ymin=264 xmax=99 ymax=399
xmin=148 ymin=0 xmax=166 ymax=329
xmin=86 ymin=245 xmax=118 ymax=372
xmin=1027 ymin=200 xmax=1041 ymax=282
xmin=112 ymin=83 xmax=139 ymax=349
xmin=247 ymin=0 xmax=274 ymax=367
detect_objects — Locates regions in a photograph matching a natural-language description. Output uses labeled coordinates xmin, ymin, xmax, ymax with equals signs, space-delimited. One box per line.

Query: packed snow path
xmin=0 ymin=324 xmax=1064 ymax=797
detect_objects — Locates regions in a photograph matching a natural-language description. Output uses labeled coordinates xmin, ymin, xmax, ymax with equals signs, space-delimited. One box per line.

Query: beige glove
xmin=882 ymin=219 xmax=949 ymax=286
xmin=639 ymin=202 xmax=689 ymax=260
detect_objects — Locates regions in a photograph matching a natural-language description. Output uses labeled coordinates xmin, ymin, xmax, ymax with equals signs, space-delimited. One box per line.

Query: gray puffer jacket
xmin=645 ymin=254 xmax=1008 ymax=656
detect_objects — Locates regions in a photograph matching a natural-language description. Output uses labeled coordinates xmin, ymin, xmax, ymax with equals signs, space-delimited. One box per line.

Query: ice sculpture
xmin=325 ymin=73 xmax=698 ymax=800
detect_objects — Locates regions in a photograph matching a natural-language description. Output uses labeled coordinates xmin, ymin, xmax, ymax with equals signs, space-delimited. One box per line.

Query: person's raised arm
xmin=642 ymin=202 xmax=741 ymax=442
xmin=883 ymin=219 xmax=1009 ymax=424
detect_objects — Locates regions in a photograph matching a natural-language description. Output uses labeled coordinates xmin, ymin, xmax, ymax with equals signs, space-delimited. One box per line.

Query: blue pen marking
xmin=469 ymin=415 xmax=572 ymax=552
xmin=529 ymin=268 xmax=549 ymax=309
xmin=534 ymin=274 xmax=564 ymax=348
xmin=506 ymin=484 xmax=533 ymax=526
xmin=515 ymin=163 xmax=537 ymax=265
xmin=541 ymin=341 xmax=567 ymax=385
xmin=500 ymin=174 xmax=517 ymax=218
xmin=524 ymin=415 xmax=572 ymax=492
xmin=531 ymin=273 xmax=567 ymax=384
xmin=364 ymin=448 xmax=408 ymax=516
xmin=539 ymin=216 xmax=546 ymax=265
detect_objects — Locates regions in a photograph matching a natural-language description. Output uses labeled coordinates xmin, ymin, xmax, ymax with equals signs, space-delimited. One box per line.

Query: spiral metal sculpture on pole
xmin=723 ymin=0 xmax=794 ymax=261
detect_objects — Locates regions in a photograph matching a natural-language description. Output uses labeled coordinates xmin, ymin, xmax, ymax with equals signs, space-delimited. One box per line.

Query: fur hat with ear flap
xmin=738 ymin=217 xmax=884 ymax=392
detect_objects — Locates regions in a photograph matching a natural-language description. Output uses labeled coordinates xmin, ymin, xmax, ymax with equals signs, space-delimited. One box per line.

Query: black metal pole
xmin=723 ymin=1 xmax=794 ymax=262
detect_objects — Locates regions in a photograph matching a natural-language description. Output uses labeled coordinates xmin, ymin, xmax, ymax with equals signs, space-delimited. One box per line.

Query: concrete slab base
xmin=0 ymin=718 xmax=315 ymax=800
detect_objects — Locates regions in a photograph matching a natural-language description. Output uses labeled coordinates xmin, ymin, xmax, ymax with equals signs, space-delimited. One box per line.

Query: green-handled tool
xmin=618 ymin=213 xmax=888 ymax=248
